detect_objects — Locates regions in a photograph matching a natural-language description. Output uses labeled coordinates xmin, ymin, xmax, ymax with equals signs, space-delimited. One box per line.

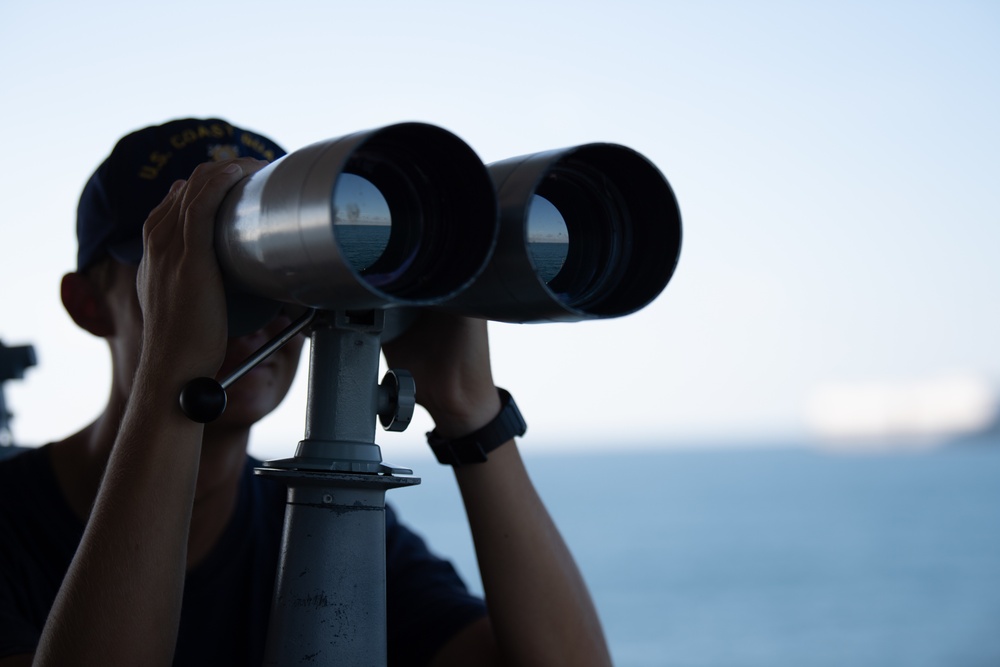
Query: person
xmin=0 ymin=118 xmax=612 ymax=666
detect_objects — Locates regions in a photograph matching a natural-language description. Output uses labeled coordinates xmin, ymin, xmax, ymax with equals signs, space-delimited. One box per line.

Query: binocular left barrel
xmin=215 ymin=122 xmax=681 ymax=326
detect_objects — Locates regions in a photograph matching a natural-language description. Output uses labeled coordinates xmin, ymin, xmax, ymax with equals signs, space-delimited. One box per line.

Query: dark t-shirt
xmin=0 ymin=446 xmax=486 ymax=665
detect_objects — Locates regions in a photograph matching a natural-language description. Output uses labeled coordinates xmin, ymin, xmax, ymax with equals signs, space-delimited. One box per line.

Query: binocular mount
xmin=175 ymin=122 xmax=682 ymax=666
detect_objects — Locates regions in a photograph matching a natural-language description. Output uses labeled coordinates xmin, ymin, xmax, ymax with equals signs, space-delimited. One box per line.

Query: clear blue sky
xmin=1 ymin=1 xmax=998 ymax=456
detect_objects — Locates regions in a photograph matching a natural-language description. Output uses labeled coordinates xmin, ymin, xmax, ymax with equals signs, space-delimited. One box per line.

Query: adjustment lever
xmin=179 ymin=309 xmax=317 ymax=423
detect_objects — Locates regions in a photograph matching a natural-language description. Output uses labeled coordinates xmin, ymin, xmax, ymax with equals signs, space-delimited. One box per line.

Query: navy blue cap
xmin=76 ymin=118 xmax=286 ymax=272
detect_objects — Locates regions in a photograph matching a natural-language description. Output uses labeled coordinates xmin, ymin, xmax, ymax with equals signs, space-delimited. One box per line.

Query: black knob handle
xmin=179 ymin=377 xmax=228 ymax=423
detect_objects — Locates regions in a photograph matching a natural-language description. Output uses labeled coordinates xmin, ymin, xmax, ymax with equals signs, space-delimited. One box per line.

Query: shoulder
xmin=0 ymin=445 xmax=31 ymax=464
xmin=0 ymin=446 xmax=52 ymax=510
xmin=0 ymin=446 xmax=78 ymax=659
xmin=0 ymin=445 xmax=44 ymax=471
xmin=0 ymin=443 xmax=78 ymax=544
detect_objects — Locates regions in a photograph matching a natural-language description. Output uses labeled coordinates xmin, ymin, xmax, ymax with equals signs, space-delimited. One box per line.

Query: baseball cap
xmin=76 ymin=118 xmax=286 ymax=272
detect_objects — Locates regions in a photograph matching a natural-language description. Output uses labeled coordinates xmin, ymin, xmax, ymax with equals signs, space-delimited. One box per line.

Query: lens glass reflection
xmin=526 ymin=195 xmax=569 ymax=284
xmin=332 ymin=173 xmax=392 ymax=273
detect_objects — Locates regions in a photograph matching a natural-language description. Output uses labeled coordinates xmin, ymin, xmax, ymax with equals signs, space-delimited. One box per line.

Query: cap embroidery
xmin=138 ymin=150 xmax=174 ymax=181
xmin=208 ymin=144 xmax=241 ymax=162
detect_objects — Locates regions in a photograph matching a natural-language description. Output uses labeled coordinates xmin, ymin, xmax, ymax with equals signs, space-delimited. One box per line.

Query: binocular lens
xmin=531 ymin=161 xmax=632 ymax=311
xmin=526 ymin=195 xmax=569 ymax=284
xmin=331 ymin=173 xmax=398 ymax=281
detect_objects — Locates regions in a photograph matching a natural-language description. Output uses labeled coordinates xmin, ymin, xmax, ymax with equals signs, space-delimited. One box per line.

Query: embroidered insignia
xmin=208 ymin=144 xmax=241 ymax=162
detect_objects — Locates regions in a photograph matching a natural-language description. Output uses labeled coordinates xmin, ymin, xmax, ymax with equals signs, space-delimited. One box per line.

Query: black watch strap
xmin=427 ymin=389 xmax=527 ymax=466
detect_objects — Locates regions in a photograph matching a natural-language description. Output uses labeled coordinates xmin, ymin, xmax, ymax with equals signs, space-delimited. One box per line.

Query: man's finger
xmin=179 ymin=159 xmax=267 ymax=253
xmin=142 ymin=179 xmax=186 ymax=247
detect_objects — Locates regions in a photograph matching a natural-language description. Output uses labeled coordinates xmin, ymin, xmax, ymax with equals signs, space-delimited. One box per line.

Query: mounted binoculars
xmin=182 ymin=123 xmax=683 ymax=662
xmin=216 ymin=122 xmax=682 ymax=333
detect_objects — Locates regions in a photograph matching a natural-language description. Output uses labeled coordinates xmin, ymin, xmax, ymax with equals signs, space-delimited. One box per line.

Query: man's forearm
xmin=455 ymin=443 xmax=613 ymax=667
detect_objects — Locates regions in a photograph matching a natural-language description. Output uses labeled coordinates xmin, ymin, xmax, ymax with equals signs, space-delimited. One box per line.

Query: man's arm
xmin=32 ymin=160 xmax=260 ymax=666
xmin=384 ymin=314 xmax=613 ymax=667
xmin=34 ymin=354 xmax=207 ymax=665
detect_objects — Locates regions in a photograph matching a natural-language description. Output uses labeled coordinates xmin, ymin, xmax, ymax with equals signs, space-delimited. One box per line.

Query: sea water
xmin=335 ymin=224 xmax=391 ymax=273
xmin=388 ymin=443 xmax=1000 ymax=667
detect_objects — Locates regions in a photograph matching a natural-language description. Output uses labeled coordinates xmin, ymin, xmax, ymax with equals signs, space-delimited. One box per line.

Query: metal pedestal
xmin=256 ymin=310 xmax=419 ymax=666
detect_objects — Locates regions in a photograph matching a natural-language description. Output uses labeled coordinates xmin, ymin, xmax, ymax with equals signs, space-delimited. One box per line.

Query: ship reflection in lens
xmin=332 ymin=173 xmax=392 ymax=274
xmin=526 ymin=195 xmax=569 ymax=285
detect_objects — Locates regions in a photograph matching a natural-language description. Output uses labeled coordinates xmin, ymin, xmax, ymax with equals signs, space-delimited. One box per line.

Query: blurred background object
xmin=0 ymin=340 xmax=36 ymax=455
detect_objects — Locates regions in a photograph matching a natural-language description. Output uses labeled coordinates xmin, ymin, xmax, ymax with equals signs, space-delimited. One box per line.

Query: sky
xmin=1 ymin=0 xmax=998 ymax=458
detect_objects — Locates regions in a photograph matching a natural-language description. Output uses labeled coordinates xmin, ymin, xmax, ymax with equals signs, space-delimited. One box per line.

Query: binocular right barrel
xmin=449 ymin=144 xmax=682 ymax=322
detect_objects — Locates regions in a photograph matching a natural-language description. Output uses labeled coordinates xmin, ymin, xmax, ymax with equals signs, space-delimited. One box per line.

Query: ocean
xmin=335 ymin=224 xmax=391 ymax=273
xmin=387 ymin=443 xmax=1000 ymax=667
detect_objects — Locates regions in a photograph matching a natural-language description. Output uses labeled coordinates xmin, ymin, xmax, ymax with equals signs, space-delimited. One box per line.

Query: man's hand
xmin=381 ymin=311 xmax=501 ymax=437
xmin=136 ymin=158 xmax=267 ymax=385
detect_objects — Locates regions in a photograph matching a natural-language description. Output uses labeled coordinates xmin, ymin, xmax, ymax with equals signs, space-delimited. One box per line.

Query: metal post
xmin=256 ymin=310 xmax=419 ymax=666
xmin=0 ymin=340 xmax=36 ymax=451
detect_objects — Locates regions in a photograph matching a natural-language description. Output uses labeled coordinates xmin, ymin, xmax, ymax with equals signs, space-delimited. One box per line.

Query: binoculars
xmin=215 ymin=123 xmax=681 ymax=334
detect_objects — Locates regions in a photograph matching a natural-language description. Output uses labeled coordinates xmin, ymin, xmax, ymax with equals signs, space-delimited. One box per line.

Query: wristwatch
xmin=427 ymin=388 xmax=527 ymax=466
